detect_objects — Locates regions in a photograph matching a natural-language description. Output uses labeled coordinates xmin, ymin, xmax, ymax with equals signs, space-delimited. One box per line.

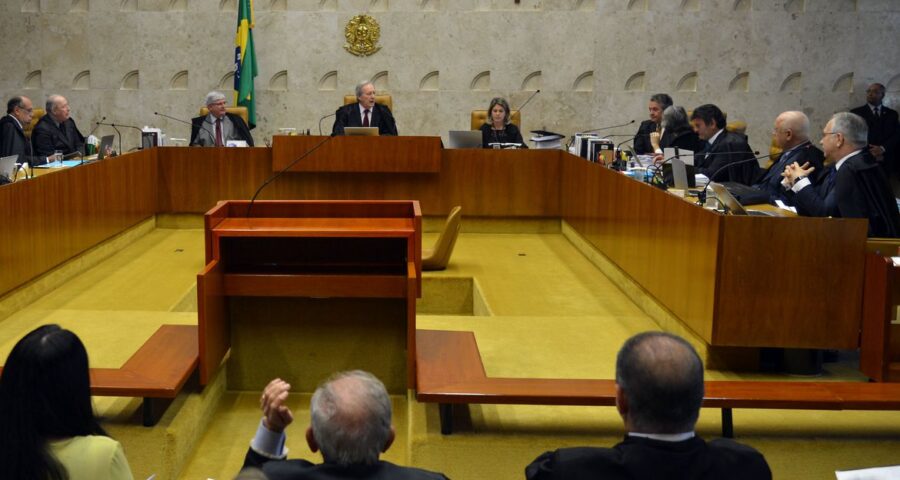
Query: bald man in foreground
xmin=526 ymin=332 xmax=772 ymax=480
xmin=241 ymin=370 xmax=448 ymax=480
xmin=752 ymin=111 xmax=825 ymax=205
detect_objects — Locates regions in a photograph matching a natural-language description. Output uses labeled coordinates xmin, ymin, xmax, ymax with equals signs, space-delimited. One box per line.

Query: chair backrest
xmin=767 ymin=136 xmax=783 ymax=168
xmin=725 ymin=120 xmax=747 ymax=136
xmin=471 ymin=110 xmax=521 ymax=131
xmin=343 ymin=94 xmax=393 ymax=112
xmin=24 ymin=108 xmax=45 ymax=139
xmin=199 ymin=106 xmax=249 ymax=125
xmin=422 ymin=206 xmax=462 ymax=271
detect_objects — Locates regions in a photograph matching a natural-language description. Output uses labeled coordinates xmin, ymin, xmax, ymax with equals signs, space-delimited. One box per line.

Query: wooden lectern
xmin=197 ymin=200 xmax=422 ymax=391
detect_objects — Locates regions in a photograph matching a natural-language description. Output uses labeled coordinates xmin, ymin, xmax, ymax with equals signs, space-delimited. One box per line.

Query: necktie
xmin=825 ymin=167 xmax=837 ymax=193
xmin=215 ymin=118 xmax=223 ymax=147
xmin=363 ymin=109 xmax=370 ymax=127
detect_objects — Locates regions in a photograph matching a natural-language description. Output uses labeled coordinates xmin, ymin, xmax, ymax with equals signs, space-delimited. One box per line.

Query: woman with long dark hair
xmin=0 ymin=324 xmax=133 ymax=479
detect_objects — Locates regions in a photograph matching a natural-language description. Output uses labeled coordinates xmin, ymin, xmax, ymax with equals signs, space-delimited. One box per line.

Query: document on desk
xmin=35 ymin=160 xmax=82 ymax=168
xmin=836 ymin=465 xmax=900 ymax=479
xmin=774 ymin=200 xmax=797 ymax=214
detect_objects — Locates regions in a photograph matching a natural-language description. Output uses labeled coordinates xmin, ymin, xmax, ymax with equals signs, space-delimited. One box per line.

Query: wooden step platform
xmin=416 ymin=329 xmax=900 ymax=437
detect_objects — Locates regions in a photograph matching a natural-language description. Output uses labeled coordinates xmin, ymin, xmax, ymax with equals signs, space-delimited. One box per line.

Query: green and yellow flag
xmin=234 ymin=0 xmax=257 ymax=128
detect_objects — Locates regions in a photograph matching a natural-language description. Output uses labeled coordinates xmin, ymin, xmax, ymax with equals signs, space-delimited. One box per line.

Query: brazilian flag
xmin=234 ymin=0 xmax=257 ymax=128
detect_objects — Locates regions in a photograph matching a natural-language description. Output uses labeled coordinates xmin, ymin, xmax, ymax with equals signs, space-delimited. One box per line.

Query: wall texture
xmin=1 ymin=0 xmax=898 ymax=154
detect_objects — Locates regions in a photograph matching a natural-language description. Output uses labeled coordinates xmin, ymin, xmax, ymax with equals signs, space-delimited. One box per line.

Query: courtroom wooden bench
xmin=0 ymin=324 xmax=199 ymax=426
xmin=416 ymin=329 xmax=900 ymax=437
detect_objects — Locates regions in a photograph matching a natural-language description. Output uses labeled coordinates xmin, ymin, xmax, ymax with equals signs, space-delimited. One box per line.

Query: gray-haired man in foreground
xmin=242 ymin=370 xmax=448 ymax=480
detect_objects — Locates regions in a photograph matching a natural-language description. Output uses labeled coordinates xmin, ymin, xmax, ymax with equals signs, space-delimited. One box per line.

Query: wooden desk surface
xmin=1 ymin=146 xmax=868 ymax=351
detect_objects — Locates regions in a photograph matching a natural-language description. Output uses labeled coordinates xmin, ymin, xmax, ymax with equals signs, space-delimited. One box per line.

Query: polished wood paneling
xmin=272 ymin=135 xmax=441 ymax=173
xmin=0 ymin=150 xmax=157 ymax=294
xmin=559 ymin=154 xmax=868 ymax=348
xmin=714 ymin=216 xmax=866 ymax=348
xmin=157 ymin=146 xmax=560 ymax=217
xmin=560 ymin=156 xmax=719 ymax=340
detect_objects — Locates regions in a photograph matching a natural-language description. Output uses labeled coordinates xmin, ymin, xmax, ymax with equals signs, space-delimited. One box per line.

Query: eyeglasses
xmin=822 ymin=131 xmax=840 ymax=137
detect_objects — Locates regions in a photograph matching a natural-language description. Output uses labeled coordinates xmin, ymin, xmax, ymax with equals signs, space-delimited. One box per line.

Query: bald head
xmin=309 ymin=370 xmax=393 ymax=466
xmin=616 ymin=332 xmax=704 ymax=434
xmin=773 ymin=111 xmax=810 ymax=150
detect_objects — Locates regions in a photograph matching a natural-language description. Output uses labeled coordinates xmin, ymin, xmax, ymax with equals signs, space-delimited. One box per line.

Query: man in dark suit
xmin=190 ymin=91 xmax=254 ymax=146
xmin=690 ymin=104 xmax=759 ymax=185
xmin=784 ymin=112 xmax=900 ymax=238
xmin=331 ymin=81 xmax=397 ymax=136
xmin=633 ymin=93 xmax=674 ymax=155
xmin=30 ymin=95 xmax=85 ymax=161
xmin=0 ymin=95 xmax=39 ymax=166
xmin=242 ymin=370 xmax=448 ymax=480
xmin=753 ymin=111 xmax=824 ymax=205
xmin=850 ymin=83 xmax=899 ymax=174
xmin=526 ymin=332 xmax=771 ymax=480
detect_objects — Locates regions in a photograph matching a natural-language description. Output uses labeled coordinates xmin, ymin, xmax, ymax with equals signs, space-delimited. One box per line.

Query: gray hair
xmin=355 ymin=81 xmax=374 ymax=99
xmin=205 ymin=91 xmax=226 ymax=106
xmin=829 ymin=112 xmax=868 ymax=148
xmin=46 ymin=94 xmax=64 ymax=113
xmin=661 ymin=105 xmax=689 ymax=130
xmin=616 ymin=332 xmax=704 ymax=434
xmin=650 ymin=93 xmax=673 ymax=110
xmin=310 ymin=370 xmax=392 ymax=466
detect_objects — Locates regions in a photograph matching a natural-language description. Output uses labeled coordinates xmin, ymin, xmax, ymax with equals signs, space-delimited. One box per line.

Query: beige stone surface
xmin=1 ymin=0 xmax=897 ymax=154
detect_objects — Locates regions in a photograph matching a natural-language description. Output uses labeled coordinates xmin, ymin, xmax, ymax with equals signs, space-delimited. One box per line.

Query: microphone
xmin=155 ymin=112 xmax=216 ymax=146
xmin=698 ymin=152 xmax=769 ymax=206
xmin=652 ymin=150 xmax=762 ymax=190
xmin=246 ymin=135 xmax=334 ymax=218
xmin=318 ymin=112 xmax=336 ymax=136
xmin=87 ymin=116 xmax=106 ymax=138
xmin=82 ymin=116 xmax=106 ymax=162
xmin=580 ymin=120 xmax=636 ymax=134
xmin=514 ymin=89 xmax=540 ymax=115
xmin=97 ymin=121 xmax=141 ymax=155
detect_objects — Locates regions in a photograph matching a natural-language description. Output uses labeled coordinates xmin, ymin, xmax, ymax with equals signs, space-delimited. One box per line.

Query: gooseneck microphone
xmin=97 ymin=121 xmax=142 ymax=155
xmin=246 ymin=135 xmax=334 ymax=218
xmin=580 ymin=120 xmax=636 ymax=134
xmin=318 ymin=112 xmax=336 ymax=136
xmin=697 ymin=152 xmax=770 ymax=205
xmin=155 ymin=112 xmax=216 ymax=146
xmin=515 ymin=89 xmax=540 ymax=114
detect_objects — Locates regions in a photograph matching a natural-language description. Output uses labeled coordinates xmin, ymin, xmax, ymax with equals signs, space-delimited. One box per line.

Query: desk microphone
xmin=580 ymin=120 xmax=636 ymax=134
xmin=97 ymin=121 xmax=141 ymax=155
xmin=246 ymin=135 xmax=334 ymax=218
xmin=652 ymin=150 xmax=762 ymax=190
xmin=514 ymin=89 xmax=540 ymax=115
xmin=697 ymin=152 xmax=769 ymax=205
xmin=318 ymin=112 xmax=336 ymax=136
xmin=155 ymin=112 xmax=216 ymax=146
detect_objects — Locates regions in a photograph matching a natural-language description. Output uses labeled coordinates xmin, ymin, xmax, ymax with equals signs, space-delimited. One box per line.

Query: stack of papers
xmin=531 ymin=130 xmax=565 ymax=150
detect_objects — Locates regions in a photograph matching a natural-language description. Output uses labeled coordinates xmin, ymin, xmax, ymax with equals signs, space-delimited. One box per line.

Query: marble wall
xmin=1 ymin=0 xmax=898 ymax=154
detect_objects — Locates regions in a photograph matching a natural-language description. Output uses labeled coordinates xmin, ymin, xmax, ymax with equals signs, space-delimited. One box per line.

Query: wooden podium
xmin=271 ymin=135 xmax=442 ymax=173
xmin=196 ymin=200 xmax=422 ymax=391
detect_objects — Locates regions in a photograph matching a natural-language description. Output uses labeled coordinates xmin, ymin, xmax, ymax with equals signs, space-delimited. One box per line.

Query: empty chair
xmin=422 ymin=206 xmax=462 ymax=271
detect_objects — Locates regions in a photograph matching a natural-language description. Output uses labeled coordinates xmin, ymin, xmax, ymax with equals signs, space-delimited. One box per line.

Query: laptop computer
xmin=97 ymin=135 xmax=116 ymax=160
xmin=448 ymin=130 xmax=483 ymax=149
xmin=708 ymin=182 xmax=776 ymax=216
xmin=0 ymin=154 xmax=19 ymax=182
xmin=344 ymin=127 xmax=379 ymax=136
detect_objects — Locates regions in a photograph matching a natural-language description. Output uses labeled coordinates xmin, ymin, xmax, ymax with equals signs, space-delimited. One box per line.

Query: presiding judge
xmin=31 ymin=95 xmax=85 ymax=160
xmin=331 ymin=81 xmax=397 ymax=136
xmin=481 ymin=97 xmax=526 ymax=148
xmin=190 ymin=91 xmax=254 ymax=147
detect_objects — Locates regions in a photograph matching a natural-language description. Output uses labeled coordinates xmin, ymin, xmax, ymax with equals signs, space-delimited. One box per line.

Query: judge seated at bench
xmin=690 ymin=104 xmax=759 ymax=185
xmin=481 ymin=97 xmax=526 ymax=149
xmin=782 ymin=112 xmax=900 ymax=238
xmin=0 ymin=95 xmax=40 ymax=166
xmin=31 ymin=94 xmax=85 ymax=161
xmin=526 ymin=331 xmax=772 ymax=480
xmin=331 ymin=81 xmax=397 ymax=137
xmin=190 ymin=91 xmax=254 ymax=147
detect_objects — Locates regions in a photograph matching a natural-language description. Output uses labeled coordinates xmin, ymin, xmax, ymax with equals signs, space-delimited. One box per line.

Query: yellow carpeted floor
xmin=2 ymin=226 xmax=899 ymax=479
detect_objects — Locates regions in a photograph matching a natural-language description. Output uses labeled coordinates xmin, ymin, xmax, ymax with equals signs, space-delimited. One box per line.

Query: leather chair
xmin=471 ymin=110 xmax=521 ymax=131
xmin=422 ymin=206 xmax=462 ymax=271
xmin=343 ymin=94 xmax=393 ymax=112
xmin=198 ymin=106 xmax=249 ymax=125
xmin=725 ymin=120 xmax=747 ymax=136
xmin=24 ymin=108 xmax=45 ymax=139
